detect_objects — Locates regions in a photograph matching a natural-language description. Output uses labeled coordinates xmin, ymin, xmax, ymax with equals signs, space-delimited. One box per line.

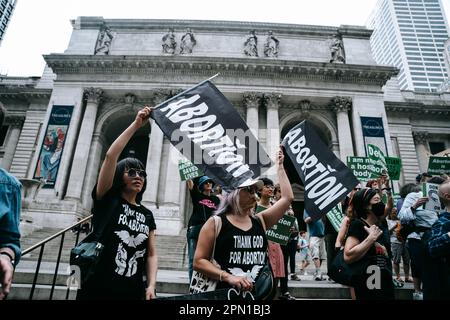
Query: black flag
xmin=282 ymin=121 xmax=359 ymax=221
xmin=151 ymin=80 xmax=271 ymax=191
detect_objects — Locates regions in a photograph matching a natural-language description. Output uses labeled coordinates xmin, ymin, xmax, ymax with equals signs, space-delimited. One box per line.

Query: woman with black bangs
xmin=344 ymin=188 xmax=394 ymax=300
xmin=77 ymin=106 xmax=158 ymax=300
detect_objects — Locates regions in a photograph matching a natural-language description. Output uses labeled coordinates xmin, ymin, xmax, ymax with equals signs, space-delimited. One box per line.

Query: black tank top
xmin=214 ymin=214 xmax=268 ymax=286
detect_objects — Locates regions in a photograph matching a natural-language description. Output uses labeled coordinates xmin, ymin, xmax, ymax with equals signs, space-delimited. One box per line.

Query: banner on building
xmin=266 ymin=214 xmax=296 ymax=245
xmin=178 ymin=158 xmax=203 ymax=181
xmin=151 ymin=79 xmax=271 ymax=191
xmin=361 ymin=116 xmax=388 ymax=156
xmin=281 ymin=120 xmax=359 ymax=221
xmin=428 ymin=156 xmax=450 ymax=175
xmin=34 ymin=105 xmax=74 ymax=188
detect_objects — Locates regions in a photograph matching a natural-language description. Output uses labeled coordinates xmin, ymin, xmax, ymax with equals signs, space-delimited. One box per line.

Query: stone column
xmin=142 ymin=89 xmax=171 ymax=206
xmin=81 ymin=133 xmax=106 ymax=210
xmin=1 ymin=117 xmax=24 ymax=170
xmin=162 ymin=145 xmax=182 ymax=206
xmin=65 ymin=88 xmax=103 ymax=201
xmin=332 ymin=96 xmax=354 ymax=162
xmin=413 ymin=131 xmax=430 ymax=173
xmin=264 ymin=93 xmax=281 ymax=179
xmin=244 ymin=92 xmax=261 ymax=139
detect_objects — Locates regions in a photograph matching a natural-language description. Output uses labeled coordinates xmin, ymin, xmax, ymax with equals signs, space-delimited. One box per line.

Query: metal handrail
xmin=22 ymin=215 xmax=93 ymax=300
xmin=22 ymin=215 xmax=92 ymax=255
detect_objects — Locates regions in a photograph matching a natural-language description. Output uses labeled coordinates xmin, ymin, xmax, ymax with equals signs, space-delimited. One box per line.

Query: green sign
xmin=347 ymin=153 xmax=402 ymax=181
xmin=347 ymin=156 xmax=372 ymax=181
xmin=428 ymin=156 xmax=450 ymax=175
xmin=385 ymin=157 xmax=402 ymax=181
xmin=326 ymin=203 xmax=344 ymax=233
xmin=266 ymin=214 xmax=296 ymax=245
xmin=367 ymin=144 xmax=387 ymax=178
xmin=178 ymin=159 xmax=203 ymax=181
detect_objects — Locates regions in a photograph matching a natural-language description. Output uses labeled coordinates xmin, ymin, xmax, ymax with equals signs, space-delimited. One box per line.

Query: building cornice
xmin=385 ymin=101 xmax=450 ymax=116
xmin=72 ymin=16 xmax=372 ymax=38
xmin=0 ymin=88 xmax=52 ymax=100
xmin=44 ymin=54 xmax=398 ymax=87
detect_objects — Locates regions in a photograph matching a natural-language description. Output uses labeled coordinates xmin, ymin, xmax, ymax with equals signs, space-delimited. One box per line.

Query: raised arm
xmin=398 ymin=192 xmax=427 ymax=224
xmin=96 ymin=106 xmax=153 ymax=199
xmin=257 ymin=146 xmax=294 ymax=229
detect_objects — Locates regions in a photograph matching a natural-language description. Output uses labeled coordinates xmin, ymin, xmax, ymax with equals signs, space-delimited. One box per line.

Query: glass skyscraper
xmin=368 ymin=0 xmax=450 ymax=92
xmin=0 ymin=0 xmax=16 ymax=45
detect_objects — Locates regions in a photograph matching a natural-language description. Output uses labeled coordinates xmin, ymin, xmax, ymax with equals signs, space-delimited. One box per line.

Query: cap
xmin=198 ymin=176 xmax=214 ymax=189
xmin=260 ymin=177 xmax=274 ymax=187
xmin=238 ymin=178 xmax=264 ymax=191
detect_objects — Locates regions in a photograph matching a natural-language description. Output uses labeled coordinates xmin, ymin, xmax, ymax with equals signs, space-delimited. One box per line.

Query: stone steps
xmin=20 ymin=227 xmax=188 ymax=270
xmin=9 ymin=267 xmax=414 ymax=300
xmin=13 ymin=229 xmax=414 ymax=300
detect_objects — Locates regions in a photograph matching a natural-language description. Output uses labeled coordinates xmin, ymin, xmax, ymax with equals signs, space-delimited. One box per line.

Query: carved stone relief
xmin=94 ymin=25 xmax=114 ymax=55
xmin=244 ymin=30 xmax=258 ymax=57
xmin=264 ymin=31 xmax=279 ymax=58
xmin=180 ymin=28 xmax=197 ymax=54
xmin=162 ymin=28 xmax=177 ymax=54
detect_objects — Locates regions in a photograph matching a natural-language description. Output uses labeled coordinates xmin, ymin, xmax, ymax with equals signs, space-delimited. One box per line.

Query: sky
xmin=1 ymin=0 xmax=450 ymax=77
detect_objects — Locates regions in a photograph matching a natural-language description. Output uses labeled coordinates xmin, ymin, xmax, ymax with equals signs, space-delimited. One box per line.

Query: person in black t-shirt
xmin=186 ymin=175 xmax=220 ymax=281
xmin=77 ymin=106 xmax=158 ymax=300
xmin=193 ymin=146 xmax=294 ymax=298
xmin=344 ymin=188 xmax=394 ymax=300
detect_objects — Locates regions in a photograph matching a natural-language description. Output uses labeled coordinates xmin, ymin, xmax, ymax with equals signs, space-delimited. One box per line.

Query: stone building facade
xmin=0 ymin=17 xmax=449 ymax=235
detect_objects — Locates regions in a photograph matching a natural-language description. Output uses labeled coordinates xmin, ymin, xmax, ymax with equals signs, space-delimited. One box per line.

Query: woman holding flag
xmin=193 ymin=146 xmax=293 ymax=299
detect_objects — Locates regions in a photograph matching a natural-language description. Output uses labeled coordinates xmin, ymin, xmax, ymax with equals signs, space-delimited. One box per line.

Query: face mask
xmin=372 ymin=202 xmax=385 ymax=217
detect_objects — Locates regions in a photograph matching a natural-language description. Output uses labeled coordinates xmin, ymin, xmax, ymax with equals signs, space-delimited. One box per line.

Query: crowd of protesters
xmin=1 ymin=105 xmax=449 ymax=301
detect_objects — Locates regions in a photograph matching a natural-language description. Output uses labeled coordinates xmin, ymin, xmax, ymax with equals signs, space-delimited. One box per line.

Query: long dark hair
xmin=348 ymin=188 xmax=378 ymax=219
xmin=112 ymin=157 xmax=147 ymax=204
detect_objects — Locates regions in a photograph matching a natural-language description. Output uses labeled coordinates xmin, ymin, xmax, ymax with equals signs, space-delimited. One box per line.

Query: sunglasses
xmin=126 ymin=168 xmax=147 ymax=179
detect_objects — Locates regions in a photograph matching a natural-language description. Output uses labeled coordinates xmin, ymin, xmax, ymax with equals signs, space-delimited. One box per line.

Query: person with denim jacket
xmin=398 ymin=176 xmax=443 ymax=300
xmin=427 ymin=179 xmax=450 ymax=299
xmin=0 ymin=104 xmax=22 ymax=299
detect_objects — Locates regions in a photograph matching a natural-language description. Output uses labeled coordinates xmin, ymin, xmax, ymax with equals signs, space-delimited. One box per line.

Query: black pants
xmin=279 ymin=240 xmax=297 ymax=294
xmin=325 ymin=233 xmax=338 ymax=273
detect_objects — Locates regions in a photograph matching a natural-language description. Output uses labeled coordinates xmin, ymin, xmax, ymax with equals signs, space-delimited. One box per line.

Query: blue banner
xmin=34 ymin=105 xmax=73 ymax=188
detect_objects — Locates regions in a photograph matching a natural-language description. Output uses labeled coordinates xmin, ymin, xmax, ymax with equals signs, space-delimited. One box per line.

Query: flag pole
xmin=206 ymin=73 xmax=220 ymax=82
xmin=151 ymin=73 xmax=221 ymax=111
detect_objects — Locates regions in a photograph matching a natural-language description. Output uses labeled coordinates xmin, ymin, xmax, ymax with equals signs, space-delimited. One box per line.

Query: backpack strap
xmin=211 ymin=215 xmax=222 ymax=259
